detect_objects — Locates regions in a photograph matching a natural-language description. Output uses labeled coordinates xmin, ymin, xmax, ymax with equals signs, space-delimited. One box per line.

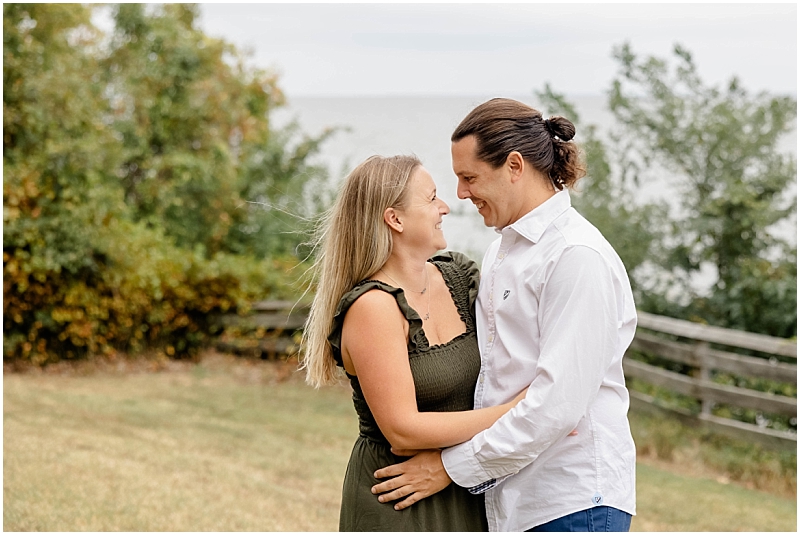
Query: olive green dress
xmin=328 ymin=251 xmax=488 ymax=532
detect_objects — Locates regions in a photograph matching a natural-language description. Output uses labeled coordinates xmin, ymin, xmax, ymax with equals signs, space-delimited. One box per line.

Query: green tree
xmin=105 ymin=4 xmax=331 ymax=258
xmin=4 ymin=4 xmax=126 ymax=275
xmin=4 ymin=4 xmax=132 ymax=362
xmin=609 ymin=43 xmax=796 ymax=337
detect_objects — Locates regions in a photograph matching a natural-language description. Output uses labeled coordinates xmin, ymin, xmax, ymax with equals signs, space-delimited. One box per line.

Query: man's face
xmin=451 ymin=135 xmax=514 ymax=229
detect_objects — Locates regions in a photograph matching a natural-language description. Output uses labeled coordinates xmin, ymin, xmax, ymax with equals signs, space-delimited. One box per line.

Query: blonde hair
xmin=301 ymin=155 xmax=421 ymax=388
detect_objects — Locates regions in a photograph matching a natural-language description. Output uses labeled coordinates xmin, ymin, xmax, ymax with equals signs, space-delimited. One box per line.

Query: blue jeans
xmin=526 ymin=506 xmax=632 ymax=532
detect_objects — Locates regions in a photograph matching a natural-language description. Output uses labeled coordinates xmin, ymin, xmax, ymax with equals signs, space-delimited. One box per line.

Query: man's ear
xmin=384 ymin=207 xmax=403 ymax=233
xmin=506 ymin=151 xmax=525 ymax=183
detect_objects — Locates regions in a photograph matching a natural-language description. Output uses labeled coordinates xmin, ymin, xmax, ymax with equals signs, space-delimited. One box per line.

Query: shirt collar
xmin=502 ymin=189 xmax=572 ymax=243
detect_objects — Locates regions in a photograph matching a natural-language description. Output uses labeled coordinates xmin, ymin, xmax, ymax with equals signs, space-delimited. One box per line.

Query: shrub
xmin=4 ymin=218 xmax=300 ymax=364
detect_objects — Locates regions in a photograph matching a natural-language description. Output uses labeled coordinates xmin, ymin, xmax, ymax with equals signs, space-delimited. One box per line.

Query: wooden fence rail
xmin=213 ymin=302 xmax=797 ymax=450
xmin=211 ymin=300 xmax=310 ymax=359
xmin=627 ymin=311 xmax=797 ymax=451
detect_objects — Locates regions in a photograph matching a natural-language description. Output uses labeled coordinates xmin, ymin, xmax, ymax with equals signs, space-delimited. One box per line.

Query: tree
xmin=609 ymin=43 xmax=796 ymax=337
xmin=4 ymin=4 xmax=126 ymax=276
xmin=105 ymin=4 xmax=332 ymax=258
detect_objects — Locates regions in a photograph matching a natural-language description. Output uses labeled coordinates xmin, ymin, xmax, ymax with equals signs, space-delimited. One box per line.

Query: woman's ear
xmin=384 ymin=207 xmax=403 ymax=233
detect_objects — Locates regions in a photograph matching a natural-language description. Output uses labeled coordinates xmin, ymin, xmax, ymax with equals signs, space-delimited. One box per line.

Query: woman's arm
xmin=341 ymin=289 xmax=519 ymax=451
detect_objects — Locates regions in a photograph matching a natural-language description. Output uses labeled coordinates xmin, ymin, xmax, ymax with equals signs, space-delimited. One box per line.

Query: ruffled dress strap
xmin=429 ymin=250 xmax=481 ymax=326
xmin=327 ymin=280 xmax=426 ymax=367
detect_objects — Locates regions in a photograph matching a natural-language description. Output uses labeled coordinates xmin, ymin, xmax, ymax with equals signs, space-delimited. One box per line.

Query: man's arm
xmin=373 ymin=246 xmax=619 ymax=505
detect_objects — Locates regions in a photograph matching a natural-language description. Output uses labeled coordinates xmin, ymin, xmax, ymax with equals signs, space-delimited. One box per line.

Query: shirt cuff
xmin=441 ymin=440 xmax=493 ymax=488
xmin=467 ymin=478 xmax=497 ymax=494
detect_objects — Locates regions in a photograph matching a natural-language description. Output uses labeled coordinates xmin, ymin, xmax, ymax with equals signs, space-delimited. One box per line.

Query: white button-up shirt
xmin=441 ymin=189 xmax=637 ymax=531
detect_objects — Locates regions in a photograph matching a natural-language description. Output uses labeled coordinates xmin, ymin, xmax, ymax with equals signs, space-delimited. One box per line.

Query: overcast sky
xmin=197 ymin=3 xmax=797 ymax=97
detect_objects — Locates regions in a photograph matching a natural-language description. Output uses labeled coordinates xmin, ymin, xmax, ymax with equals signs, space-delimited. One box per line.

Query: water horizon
xmin=272 ymin=94 xmax=797 ymax=291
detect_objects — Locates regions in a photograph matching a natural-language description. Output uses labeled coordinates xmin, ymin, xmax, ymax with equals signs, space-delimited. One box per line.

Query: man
xmin=371 ymin=98 xmax=637 ymax=532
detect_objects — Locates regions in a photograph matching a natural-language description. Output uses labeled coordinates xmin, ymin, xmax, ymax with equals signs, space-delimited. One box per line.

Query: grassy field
xmin=4 ymin=351 xmax=797 ymax=531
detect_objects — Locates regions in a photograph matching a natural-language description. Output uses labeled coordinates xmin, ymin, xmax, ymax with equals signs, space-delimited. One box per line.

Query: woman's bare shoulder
xmin=343 ymin=287 xmax=405 ymax=330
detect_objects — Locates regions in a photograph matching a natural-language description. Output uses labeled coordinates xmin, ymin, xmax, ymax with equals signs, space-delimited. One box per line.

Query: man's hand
xmin=371 ymin=449 xmax=452 ymax=510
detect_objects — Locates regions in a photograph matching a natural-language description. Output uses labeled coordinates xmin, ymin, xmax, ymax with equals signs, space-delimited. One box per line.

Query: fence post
xmin=696 ymin=341 xmax=712 ymax=416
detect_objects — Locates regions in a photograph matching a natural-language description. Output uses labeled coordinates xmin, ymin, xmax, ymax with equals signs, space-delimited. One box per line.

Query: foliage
xmin=608 ymin=43 xmax=797 ymax=337
xmin=105 ymin=4 xmax=332 ymax=258
xmin=4 ymin=219 xmax=299 ymax=364
xmin=3 ymin=4 xmax=327 ymax=364
xmin=4 ymin=4 xmax=126 ymax=276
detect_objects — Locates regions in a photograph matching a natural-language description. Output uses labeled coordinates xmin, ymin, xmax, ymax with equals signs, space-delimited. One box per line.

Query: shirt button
xmin=479 ymin=375 xmax=485 ymax=384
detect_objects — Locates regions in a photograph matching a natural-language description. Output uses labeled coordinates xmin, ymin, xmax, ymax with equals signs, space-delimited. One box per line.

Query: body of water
xmin=273 ymin=95 xmax=797 ymax=271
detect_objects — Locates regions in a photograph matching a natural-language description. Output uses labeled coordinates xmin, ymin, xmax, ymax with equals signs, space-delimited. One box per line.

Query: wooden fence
xmin=212 ymin=300 xmax=309 ymax=360
xmin=625 ymin=311 xmax=797 ymax=451
xmin=214 ymin=302 xmax=797 ymax=450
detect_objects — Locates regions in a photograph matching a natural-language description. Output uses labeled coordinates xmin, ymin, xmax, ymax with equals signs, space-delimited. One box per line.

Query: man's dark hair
xmin=452 ymin=98 xmax=586 ymax=190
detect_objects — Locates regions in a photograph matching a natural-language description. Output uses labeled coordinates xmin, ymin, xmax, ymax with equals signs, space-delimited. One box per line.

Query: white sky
xmin=197 ymin=2 xmax=797 ymax=97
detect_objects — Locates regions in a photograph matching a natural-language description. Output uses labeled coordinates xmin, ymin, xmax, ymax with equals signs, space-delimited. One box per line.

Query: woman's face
xmin=396 ymin=166 xmax=450 ymax=253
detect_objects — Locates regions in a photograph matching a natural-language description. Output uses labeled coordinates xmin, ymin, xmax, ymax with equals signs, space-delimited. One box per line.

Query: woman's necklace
xmin=380 ymin=266 xmax=431 ymax=320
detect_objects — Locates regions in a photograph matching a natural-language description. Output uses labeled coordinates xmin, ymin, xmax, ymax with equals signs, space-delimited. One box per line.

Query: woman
xmin=301 ymin=155 xmax=524 ymax=531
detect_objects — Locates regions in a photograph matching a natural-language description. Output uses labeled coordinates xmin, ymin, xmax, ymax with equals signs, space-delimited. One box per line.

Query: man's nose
xmin=456 ymin=180 xmax=470 ymax=200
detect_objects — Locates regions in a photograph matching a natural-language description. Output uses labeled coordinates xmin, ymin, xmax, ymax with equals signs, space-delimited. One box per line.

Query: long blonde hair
xmin=301 ymin=155 xmax=421 ymax=388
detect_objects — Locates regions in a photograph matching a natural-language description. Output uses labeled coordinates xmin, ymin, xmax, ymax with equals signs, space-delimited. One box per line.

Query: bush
xmin=4 ymin=218 xmax=300 ymax=364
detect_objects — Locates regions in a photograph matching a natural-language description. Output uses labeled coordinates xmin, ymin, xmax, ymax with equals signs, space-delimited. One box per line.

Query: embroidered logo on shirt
xmin=503 ymin=289 xmax=511 ymax=300
xmin=592 ymin=492 xmax=604 ymax=505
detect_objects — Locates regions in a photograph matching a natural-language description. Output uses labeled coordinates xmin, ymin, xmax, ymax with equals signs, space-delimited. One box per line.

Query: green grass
xmin=4 ymin=352 xmax=797 ymax=531
xmin=632 ymin=464 xmax=796 ymax=532
xmin=629 ymin=409 xmax=796 ymax=498
xmin=4 ymin=354 xmax=357 ymax=531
